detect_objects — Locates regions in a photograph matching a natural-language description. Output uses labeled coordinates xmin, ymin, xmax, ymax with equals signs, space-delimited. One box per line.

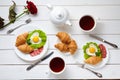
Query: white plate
xmin=76 ymin=41 xmax=109 ymax=69
xmin=13 ymin=24 xmax=48 ymax=61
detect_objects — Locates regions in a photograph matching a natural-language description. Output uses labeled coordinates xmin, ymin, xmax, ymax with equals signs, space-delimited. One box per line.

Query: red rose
xmin=26 ymin=1 xmax=38 ymax=14
xmin=2 ymin=1 xmax=38 ymax=29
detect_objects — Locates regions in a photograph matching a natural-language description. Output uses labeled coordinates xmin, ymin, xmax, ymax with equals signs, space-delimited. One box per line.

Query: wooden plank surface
xmin=0 ymin=0 xmax=120 ymax=79
xmin=0 ymin=35 xmax=119 ymax=49
xmin=0 ymin=50 xmax=120 ymax=65
xmin=0 ymin=65 xmax=120 ymax=79
xmin=0 ymin=21 xmax=120 ymax=34
xmin=1 ymin=0 xmax=120 ymax=5
xmin=0 ymin=6 xmax=120 ymax=20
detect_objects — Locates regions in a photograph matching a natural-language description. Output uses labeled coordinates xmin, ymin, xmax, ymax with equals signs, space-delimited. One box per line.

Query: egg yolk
xmin=33 ymin=36 xmax=39 ymax=43
xmin=89 ymin=47 xmax=95 ymax=53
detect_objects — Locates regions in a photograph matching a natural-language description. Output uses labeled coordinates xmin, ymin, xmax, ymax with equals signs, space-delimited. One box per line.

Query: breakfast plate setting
xmin=1 ymin=0 xmax=120 ymax=79
xmin=13 ymin=24 xmax=109 ymax=69
xmin=52 ymin=31 xmax=109 ymax=70
xmin=75 ymin=41 xmax=109 ymax=69
xmin=14 ymin=25 xmax=48 ymax=61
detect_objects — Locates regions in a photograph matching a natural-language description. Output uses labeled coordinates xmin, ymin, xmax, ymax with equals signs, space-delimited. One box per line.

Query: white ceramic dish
xmin=85 ymin=48 xmax=109 ymax=69
xmin=76 ymin=41 xmax=109 ymax=69
xmin=13 ymin=25 xmax=48 ymax=61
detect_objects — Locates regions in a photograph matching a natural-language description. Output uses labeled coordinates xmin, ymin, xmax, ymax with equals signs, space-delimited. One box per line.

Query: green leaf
xmin=0 ymin=17 xmax=4 ymax=29
xmin=27 ymin=30 xmax=47 ymax=49
xmin=83 ymin=42 xmax=102 ymax=59
xmin=9 ymin=1 xmax=17 ymax=23
xmin=84 ymin=53 xmax=91 ymax=59
xmin=95 ymin=52 xmax=102 ymax=57
xmin=26 ymin=39 xmax=31 ymax=45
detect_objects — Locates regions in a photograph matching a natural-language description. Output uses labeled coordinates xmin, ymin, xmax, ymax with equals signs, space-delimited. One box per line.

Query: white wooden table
xmin=0 ymin=0 xmax=120 ymax=79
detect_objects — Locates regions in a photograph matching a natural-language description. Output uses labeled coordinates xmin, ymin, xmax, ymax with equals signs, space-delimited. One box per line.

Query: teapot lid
xmin=49 ymin=7 xmax=69 ymax=24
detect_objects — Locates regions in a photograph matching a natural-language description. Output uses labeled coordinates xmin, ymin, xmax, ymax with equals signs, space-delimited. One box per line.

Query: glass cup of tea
xmin=79 ymin=15 xmax=96 ymax=32
xmin=49 ymin=57 xmax=66 ymax=74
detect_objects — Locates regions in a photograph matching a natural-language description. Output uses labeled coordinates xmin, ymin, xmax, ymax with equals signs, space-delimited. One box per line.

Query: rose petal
xmin=26 ymin=1 xmax=37 ymax=14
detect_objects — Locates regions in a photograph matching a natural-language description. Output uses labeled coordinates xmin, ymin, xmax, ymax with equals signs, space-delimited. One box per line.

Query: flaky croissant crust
xmin=15 ymin=32 xmax=29 ymax=47
xmin=17 ymin=44 xmax=34 ymax=53
xmin=56 ymin=32 xmax=71 ymax=44
xmin=15 ymin=32 xmax=34 ymax=53
xmin=55 ymin=42 xmax=69 ymax=52
xmin=55 ymin=32 xmax=78 ymax=55
xmin=84 ymin=56 xmax=102 ymax=65
xmin=68 ymin=40 xmax=78 ymax=54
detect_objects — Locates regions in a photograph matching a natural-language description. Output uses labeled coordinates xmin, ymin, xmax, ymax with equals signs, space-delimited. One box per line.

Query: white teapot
xmin=46 ymin=4 xmax=72 ymax=27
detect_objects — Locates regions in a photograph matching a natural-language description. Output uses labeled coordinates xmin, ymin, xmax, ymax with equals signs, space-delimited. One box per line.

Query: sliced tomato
xmin=99 ymin=44 xmax=107 ymax=58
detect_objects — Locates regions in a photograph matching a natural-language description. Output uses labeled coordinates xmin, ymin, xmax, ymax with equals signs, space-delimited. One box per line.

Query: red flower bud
xmin=26 ymin=1 xmax=37 ymax=14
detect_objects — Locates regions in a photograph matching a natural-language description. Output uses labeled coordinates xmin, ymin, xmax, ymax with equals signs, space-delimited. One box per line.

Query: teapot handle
xmin=66 ymin=20 xmax=72 ymax=26
xmin=46 ymin=4 xmax=53 ymax=10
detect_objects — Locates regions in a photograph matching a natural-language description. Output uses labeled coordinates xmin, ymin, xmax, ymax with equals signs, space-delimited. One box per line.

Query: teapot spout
xmin=65 ymin=20 xmax=72 ymax=26
xmin=46 ymin=4 xmax=53 ymax=10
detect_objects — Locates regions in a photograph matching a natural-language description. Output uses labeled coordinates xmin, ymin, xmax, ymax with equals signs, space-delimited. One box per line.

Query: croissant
xmin=68 ymin=40 xmax=78 ymax=54
xmin=84 ymin=56 xmax=102 ymax=65
xmin=15 ymin=32 xmax=29 ymax=47
xmin=56 ymin=32 xmax=71 ymax=44
xmin=17 ymin=44 xmax=34 ymax=53
xmin=55 ymin=42 xmax=69 ymax=52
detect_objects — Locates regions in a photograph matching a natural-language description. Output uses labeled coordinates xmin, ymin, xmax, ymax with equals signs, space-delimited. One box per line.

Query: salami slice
xmin=30 ymin=47 xmax=43 ymax=57
xmin=99 ymin=44 xmax=107 ymax=58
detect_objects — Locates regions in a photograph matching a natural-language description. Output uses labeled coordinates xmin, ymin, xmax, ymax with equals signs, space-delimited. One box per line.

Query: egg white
xmin=86 ymin=44 xmax=98 ymax=56
xmin=30 ymin=32 xmax=42 ymax=44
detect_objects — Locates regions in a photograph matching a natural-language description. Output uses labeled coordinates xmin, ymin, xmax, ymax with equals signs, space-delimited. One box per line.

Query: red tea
xmin=79 ymin=15 xmax=95 ymax=30
xmin=50 ymin=57 xmax=65 ymax=72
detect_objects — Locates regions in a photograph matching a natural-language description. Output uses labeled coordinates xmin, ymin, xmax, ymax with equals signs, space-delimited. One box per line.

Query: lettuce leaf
xmin=27 ymin=30 xmax=47 ymax=49
xmin=84 ymin=52 xmax=90 ymax=59
xmin=83 ymin=42 xmax=101 ymax=59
